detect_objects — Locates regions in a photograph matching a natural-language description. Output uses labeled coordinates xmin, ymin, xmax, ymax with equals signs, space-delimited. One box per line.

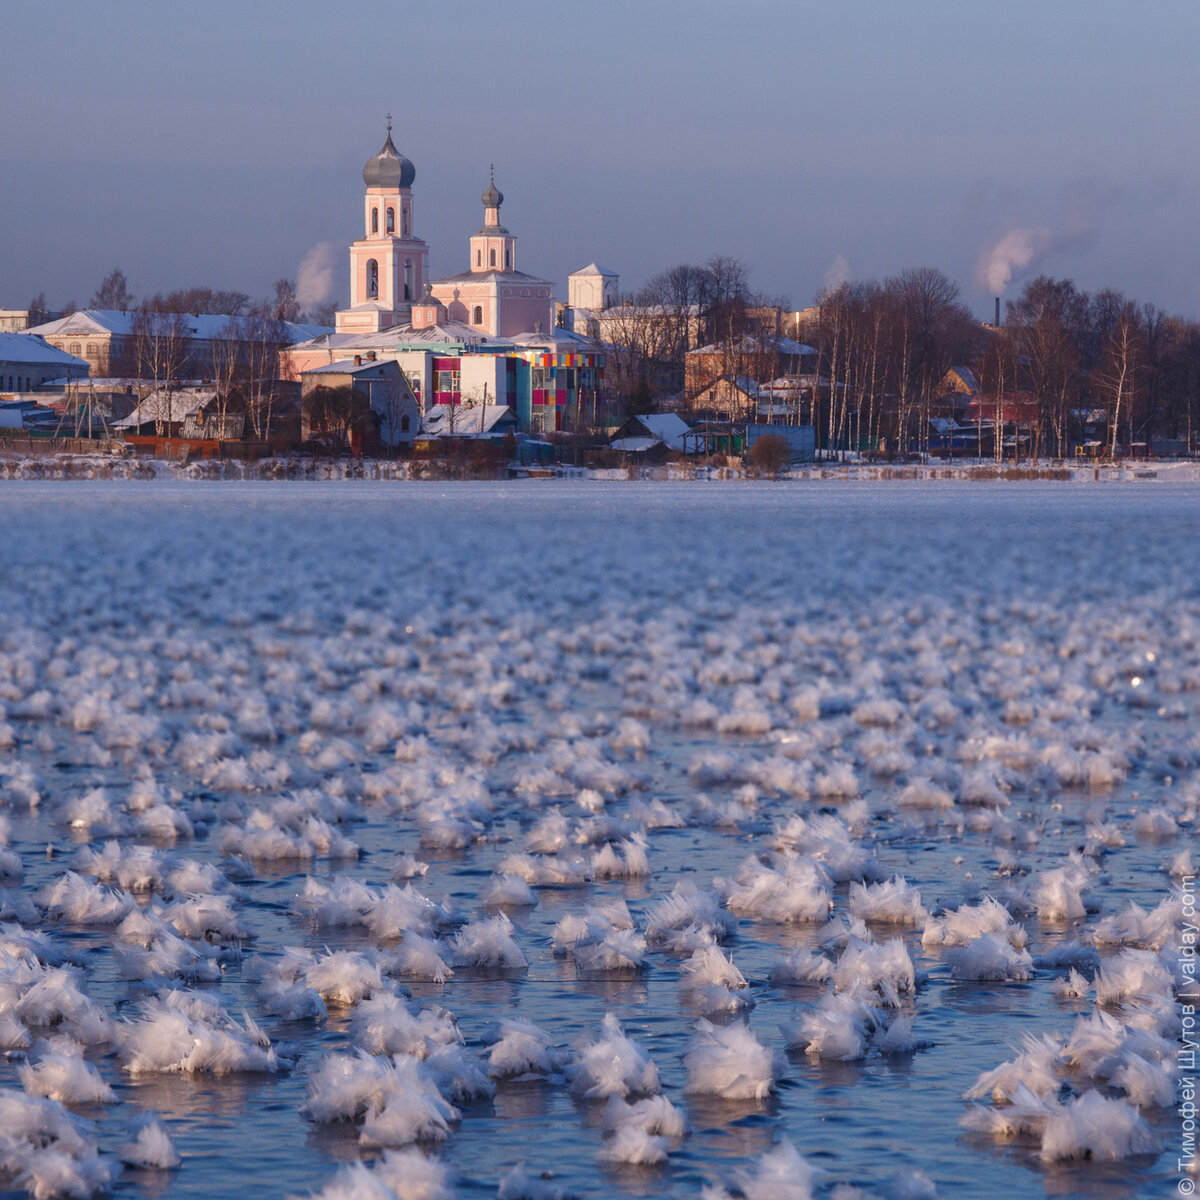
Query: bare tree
xmin=273 ymin=279 xmax=301 ymax=323
xmin=26 ymin=293 xmax=50 ymax=326
xmin=1093 ymin=295 xmax=1145 ymax=458
xmin=1007 ymin=276 xmax=1087 ymax=459
xmin=242 ymin=306 xmax=288 ymax=440
xmin=91 ymin=268 xmax=134 ymax=311
xmin=132 ymin=306 xmax=190 ymax=435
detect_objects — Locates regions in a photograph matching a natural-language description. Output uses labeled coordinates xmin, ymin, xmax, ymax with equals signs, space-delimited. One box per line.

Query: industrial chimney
xmin=994 ymin=297 xmax=1001 ymax=327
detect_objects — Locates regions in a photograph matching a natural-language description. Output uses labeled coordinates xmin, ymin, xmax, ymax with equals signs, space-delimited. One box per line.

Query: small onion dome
xmin=481 ymin=172 xmax=503 ymax=209
xmin=363 ymin=127 xmax=415 ymax=189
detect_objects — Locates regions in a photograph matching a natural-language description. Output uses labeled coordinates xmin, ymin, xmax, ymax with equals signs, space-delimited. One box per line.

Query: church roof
xmin=363 ymin=126 xmax=415 ymax=190
xmin=433 ymin=269 xmax=553 ymax=287
xmin=391 ymin=322 xmax=507 ymax=346
xmin=571 ymin=262 xmax=618 ymax=278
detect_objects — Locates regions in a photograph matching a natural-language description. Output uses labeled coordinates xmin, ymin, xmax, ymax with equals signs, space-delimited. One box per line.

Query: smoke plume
xmin=824 ymin=254 xmax=851 ymax=289
xmin=975 ymin=227 xmax=1053 ymax=296
xmin=296 ymin=242 xmax=336 ymax=309
xmin=974 ymin=178 xmax=1109 ymax=296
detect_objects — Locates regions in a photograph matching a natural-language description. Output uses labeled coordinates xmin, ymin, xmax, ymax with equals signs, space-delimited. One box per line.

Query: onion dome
xmin=481 ymin=167 xmax=503 ymax=209
xmin=363 ymin=120 xmax=415 ymax=189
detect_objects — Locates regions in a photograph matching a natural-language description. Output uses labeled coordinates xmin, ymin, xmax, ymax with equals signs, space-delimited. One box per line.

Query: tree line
xmin=596 ymin=255 xmax=1199 ymax=458
xmin=27 ymin=267 xmax=337 ymax=327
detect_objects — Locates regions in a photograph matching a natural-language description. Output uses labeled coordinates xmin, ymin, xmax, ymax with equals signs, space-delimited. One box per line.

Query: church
xmin=334 ymin=124 xmax=555 ymax=341
xmin=289 ymin=123 xmax=606 ymax=435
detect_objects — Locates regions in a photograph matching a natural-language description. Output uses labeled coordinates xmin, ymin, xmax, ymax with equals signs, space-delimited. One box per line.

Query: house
xmin=755 ymin=375 xmax=825 ymax=424
xmin=24 ymin=309 xmax=328 ymax=381
xmin=609 ymin=412 xmax=690 ymax=454
xmin=110 ymin=388 xmax=215 ymax=436
xmin=0 ymin=332 xmax=88 ymax=393
xmin=691 ymin=375 xmax=762 ymax=420
xmin=300 ymin=357 xmax=419 ymax=452
xmin=685 ymin=334 xmax=816 ymax=399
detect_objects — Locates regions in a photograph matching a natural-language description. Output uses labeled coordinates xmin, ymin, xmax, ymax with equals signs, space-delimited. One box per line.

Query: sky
xmin=3 ymin=0 xmax=1198 ymax=322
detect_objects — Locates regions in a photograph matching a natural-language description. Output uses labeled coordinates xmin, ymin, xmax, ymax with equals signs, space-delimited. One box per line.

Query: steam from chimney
xmin=296 ymin=242 xmax=336 ymax=309
xmin=974 ymin=179 xmax=1108 ymax=298
xmin=824 ymin=254 xmax=851 ymax=289
xmin=975 ymin=227 xmax=1053 ymax=296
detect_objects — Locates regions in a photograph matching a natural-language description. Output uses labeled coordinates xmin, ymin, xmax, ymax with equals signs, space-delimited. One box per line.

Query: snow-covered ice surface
xmin=0 ymin=479 xmax=1195 ymax=1198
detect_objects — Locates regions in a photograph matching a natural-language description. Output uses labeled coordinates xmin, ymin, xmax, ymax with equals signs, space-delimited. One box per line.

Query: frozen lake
xmin=0 ymin=480 xmax=1194 ymax=1199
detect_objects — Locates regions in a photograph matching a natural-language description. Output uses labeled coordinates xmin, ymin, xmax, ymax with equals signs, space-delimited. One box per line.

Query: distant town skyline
xmin=4 ymin=0 xmax=1197 ymax=321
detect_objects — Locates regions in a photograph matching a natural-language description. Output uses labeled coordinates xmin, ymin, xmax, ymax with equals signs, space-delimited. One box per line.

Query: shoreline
xmin=0 ymin=452 xmax=1196 ymax=484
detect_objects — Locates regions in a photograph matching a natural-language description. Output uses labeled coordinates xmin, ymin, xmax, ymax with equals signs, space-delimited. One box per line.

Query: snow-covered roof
xmin=631 ymin=412 xmax=690 ymax=450
xmin=421 ymin=404 xmax=516 ymax=438
xmin=290 ymin=324 xmax=511 ymax=352
xmin=302 ymin=358 xmax=400 ymax=377
xmin=0 ymin=332 xmax=89 ymax=369
xmin=26 ymin=309 xmax=329 ymax=344
xmin=431 ymin=268 xmax=553 ymax=287
xmin=687 ymin=334 xmax=816 ymax=356
xmin=697 ymin=375 xmax=762 ymax=400
xmin=609 ymin=437 xmax=660 ymax=453
xmin=595 ymin=303 xmax=702 ymax=320
xmin=392 ymin=322 xmax=503 ymax=347
xmin=507 ymin=327 xmax=597 ymax=350
xmin=570 ymin=263 xmax=618 ymax=278
xmin=110 ymin=388 xmax=215 ymax=428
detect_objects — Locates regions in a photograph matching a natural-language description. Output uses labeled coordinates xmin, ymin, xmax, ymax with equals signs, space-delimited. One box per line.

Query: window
xmin=532 ymin=367 xmax=548 ymax=390
xmin=404 ymin=259 xmax=413 ymax=301
xmin=400 ymin=414 xmax=411 ymax=433
xmin=70 ymin=343 xmax=81 ymax=355
xmin=367 ymin=259 xmax=378 ymax=299
xmin=505 ymin=248 xmax=511 ymax=269
xmin=402 ymin=209 xmax=409 ymax=236
xmin=476 ymin=250 xmax=481 ymax=268
xmin=489 ymin=249 xmax=496 ymax=267
xmin=371 ymin=208 xmax=379 ymax=233
xmin=472 ymin=306 xmax=483 ymax=325
xmin=436 ymin=369 xmax=460 ymax=394
xmin=386 ymin=207 xmax=395 ymax=234
xmin=86 ymin=343 xmax=98 ymax=356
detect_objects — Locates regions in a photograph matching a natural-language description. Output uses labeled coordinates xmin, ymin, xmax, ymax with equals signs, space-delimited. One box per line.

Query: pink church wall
xmin=498 ymin=294 xmax=553 ymax=338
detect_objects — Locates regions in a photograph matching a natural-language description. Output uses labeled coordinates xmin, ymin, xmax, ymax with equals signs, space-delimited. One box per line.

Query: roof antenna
xmin=386 ymin=112 xmax=392 ymax=134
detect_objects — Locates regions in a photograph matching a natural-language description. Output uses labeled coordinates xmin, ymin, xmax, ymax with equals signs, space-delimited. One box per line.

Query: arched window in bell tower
xmin=473 ymin=306 xmax=483 ymax=325
xmin=489 ymin=248 xmax=496 ymax=268
xmin=402 ymin=208 xmax=409 ymax=236
xmin=404 ymin=259 xmax=413 ymax=301
xmin=367 ymin=259 xmax=379 ymax=299
xmin=505 ymin=248 xmax=511 ymax=269
xmin=386 ymin=207 xmax=395 ymax=234
xmin=476 ymin=250 xmax=481 ymax=268
xmin=371 ymin=209 xmax=379 ymax=234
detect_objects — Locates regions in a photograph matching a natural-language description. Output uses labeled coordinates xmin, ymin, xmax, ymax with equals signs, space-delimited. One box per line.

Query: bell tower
xmin=336 ymin=118 xmax=430 ymax=335
xmin=468 ymin=168 xmax=517 ymax=274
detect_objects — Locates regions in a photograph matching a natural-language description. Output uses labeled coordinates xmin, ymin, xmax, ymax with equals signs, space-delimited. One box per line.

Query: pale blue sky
xmin=3 ymin=0 xmax=1197 ymax=319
